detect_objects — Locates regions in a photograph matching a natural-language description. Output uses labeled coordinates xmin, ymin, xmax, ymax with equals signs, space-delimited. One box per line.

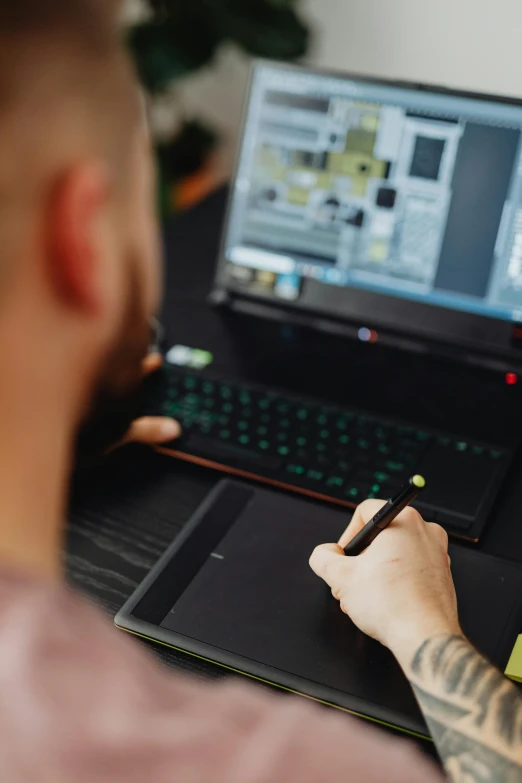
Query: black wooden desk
xmin=67 ymin=187 xmax=522 ymax=692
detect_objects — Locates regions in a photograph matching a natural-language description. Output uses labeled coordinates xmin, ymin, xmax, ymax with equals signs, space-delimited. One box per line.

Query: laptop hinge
xmin=209 ymin=288 xmax=522 ymax=375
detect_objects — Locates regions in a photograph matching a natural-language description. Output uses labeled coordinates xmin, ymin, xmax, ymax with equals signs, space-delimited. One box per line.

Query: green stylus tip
xmin=411 ymin=475 xmax=426 ymax=489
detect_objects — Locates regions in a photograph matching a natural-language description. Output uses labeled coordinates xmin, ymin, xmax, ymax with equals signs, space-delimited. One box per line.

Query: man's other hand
xmin=115 ymin=354 xmax=181 ymax=449
xmin=309 ymin=500 xmax=462 ymax=668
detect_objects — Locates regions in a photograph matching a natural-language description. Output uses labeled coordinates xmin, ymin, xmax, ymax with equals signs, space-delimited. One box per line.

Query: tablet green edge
xmin=117 ymin=626 xmax=432 ymax=742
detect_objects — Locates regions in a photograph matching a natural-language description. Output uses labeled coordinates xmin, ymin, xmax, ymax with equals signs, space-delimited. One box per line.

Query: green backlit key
xmin=386 ymin=461 xmax=405 ymax=472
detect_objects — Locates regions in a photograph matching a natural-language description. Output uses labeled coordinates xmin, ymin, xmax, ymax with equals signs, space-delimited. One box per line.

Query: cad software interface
xmin=223 ymin=65 xmax=522 ymax=323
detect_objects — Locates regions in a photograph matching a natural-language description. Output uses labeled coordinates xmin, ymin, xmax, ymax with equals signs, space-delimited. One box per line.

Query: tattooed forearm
xmin=408 ymin=635 xmax=522 ymax=782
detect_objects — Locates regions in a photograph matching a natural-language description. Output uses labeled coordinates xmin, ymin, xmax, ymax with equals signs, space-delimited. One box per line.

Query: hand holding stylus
xmin=309 ymin=496 xmax=461 ymax=670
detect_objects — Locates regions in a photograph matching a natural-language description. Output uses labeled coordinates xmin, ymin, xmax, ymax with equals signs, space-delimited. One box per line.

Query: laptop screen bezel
xmin=212 ymin=59 xmax=522 ymax=364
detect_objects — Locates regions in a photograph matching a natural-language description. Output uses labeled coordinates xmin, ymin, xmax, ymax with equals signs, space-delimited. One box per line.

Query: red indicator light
xmin=506 ymin=373 xmax=518 ymax=386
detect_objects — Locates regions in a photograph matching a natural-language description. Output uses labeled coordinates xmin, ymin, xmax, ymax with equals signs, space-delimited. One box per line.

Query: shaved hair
xmin=0 ymin=0 xmax=142 ymax=286
xmin=0 ymin=0 xmax=140 ymax=169
xmin=0 ymin=1 xmax=122 ymax=38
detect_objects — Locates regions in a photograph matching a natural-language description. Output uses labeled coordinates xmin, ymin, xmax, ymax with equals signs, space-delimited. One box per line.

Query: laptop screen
xmin=216 ymin=62 xmax=522 ymax=356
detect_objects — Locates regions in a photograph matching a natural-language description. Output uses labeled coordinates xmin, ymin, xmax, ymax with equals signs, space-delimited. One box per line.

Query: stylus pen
xmin=343 ymin=475 xmax=426 ymax=556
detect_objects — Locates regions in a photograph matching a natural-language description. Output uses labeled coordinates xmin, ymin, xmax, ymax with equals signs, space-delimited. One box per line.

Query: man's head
xmin=0 ymin=0 xmax=161 ymax=455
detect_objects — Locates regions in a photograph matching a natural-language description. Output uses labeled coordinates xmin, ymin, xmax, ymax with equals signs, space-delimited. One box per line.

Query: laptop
xmin=145 ymin=60 xmax=522 ymax=543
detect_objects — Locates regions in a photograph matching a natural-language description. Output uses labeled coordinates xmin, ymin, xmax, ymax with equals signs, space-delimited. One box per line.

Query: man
xmin=0 ymin=2 xmax=520 ymax=781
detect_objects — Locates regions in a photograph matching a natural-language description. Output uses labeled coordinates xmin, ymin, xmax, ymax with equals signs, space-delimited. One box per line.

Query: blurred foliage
xmin=130 ymin=0 xmax=310 ymax=93
xmin=128 ymin=0 xmax=311 ymax=211
xmin=157 ymin=120 xmax=218 ymax=178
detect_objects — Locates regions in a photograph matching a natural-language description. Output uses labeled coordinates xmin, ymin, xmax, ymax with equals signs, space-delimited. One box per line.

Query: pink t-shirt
xmin=0 ymin=569 xmax=444 ymax=782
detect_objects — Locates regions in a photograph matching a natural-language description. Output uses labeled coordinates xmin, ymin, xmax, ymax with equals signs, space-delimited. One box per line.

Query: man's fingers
xmin=309 ymin=543 xmax=349 ymax=589
xmin=142 ymin=353 xmax=163 ymax=376
xmin=337 ymin=499 xmax=387 ymax=549
xmin=122 ymin=417 xmax=181 ymax=446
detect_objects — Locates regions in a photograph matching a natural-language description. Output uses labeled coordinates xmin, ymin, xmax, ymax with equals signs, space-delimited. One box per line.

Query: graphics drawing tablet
xmin=115 ymin=481 xmax=522 ymax=739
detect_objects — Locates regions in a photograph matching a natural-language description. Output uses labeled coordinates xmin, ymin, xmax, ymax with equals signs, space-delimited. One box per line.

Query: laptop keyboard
xmin=145 ymin=366 xmax=510 ymax=538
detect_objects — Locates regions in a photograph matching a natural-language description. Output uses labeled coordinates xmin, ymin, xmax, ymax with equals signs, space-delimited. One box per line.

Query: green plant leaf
xmin=129 ymin=17 xmax=219 ymax=92
xmin=131 ymin=1 xmax=311 ymax=94
xmin=218 ymin=0 xmax=310 ymax=60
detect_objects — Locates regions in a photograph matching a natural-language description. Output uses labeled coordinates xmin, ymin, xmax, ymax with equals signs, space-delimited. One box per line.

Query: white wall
xmin=306 ymin=0 xmax=522 ymax=94
xmin=175 ymin=0 xmax=522 ymax=179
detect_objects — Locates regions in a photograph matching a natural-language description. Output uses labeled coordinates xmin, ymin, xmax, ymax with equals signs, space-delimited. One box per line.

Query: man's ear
xmin=47 ymin=162 xmax=114 ymax=316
